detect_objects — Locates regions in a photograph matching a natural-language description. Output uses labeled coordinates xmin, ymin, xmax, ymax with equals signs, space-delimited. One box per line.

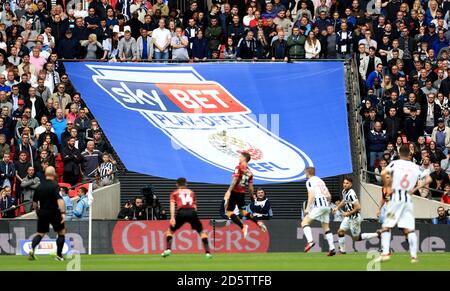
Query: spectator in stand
xmin=49 ymin=83 xmax=72 ymax=111
xmin=152 ymin=19 xmax=171 ymax=61
xmin=441 ymin=184 xmax=450 ymax=204
xmin=74 ymin=109 xmax=90 ymax=139
xmin=287 ymin=26 xmax=305 ymax=60
xmin=38 ymin=121 xmax=59 ymax=149
xmin=368 ymin=121 xmax=388 ymax=172
xmin=335 ymin=22 xmax=353 ymax=59
xmin=205 ymin=17 xmax=222 ymax=57
xmin=35 ymin=78 xmax=52 ymax=104
xmin=422 ymin=93 xmax=441 ymax=134
xmin=136 ymin=28 xmax=153 ymax=61
xmin=384 ymin=107 xmax=402 ymax=143
xmin=431 ymin=206 xmax=450 ymax=224
xmin=0 ymin=153 xmax=15 ymax=188
xmin=20 ymin=166 xmax=40 ymax=213
xmin=51 ymin=109 xmax=66 ymax=144
xmin=190 ymin=27 xmax=207 ymax=55
xmin=431 ymin=117 xmax=450 ymax=153
xmin=403 ymin=110 xmax=424 ymax=147
xmin=97 ymin=152 xmax=114 ymax=187
xmin=0 ymin=187 xmax=16 ymax=218
xmin=171 ymin=27 xmax=189 ymax=61
xmin=25 ymin=87 xmax=45 ymax=120
xmin=429 ymin=141 xmax=445 ymax=163
xmin=228 ymin=14 xmax=245 ymax=45
xmin=81 ymin=34 xmax=103 ymax=60
xmin=271 ymin=30 xmax=289 ymax=61
xmin=14 ymin=134 xmax=36 ymax=165
xmin=14 ymin=150 xmax=31 ymax=198
xmin=236 ymin=30 xmax=259 ymax=60
xmin=359 ymin=47 xmax=382 ymax=82
xmin=374 ymin=159 xmax=388 ymax=185
xmin=81 ymin=140 xmax=102 ymax=181
xmin=304 ymin=30 xmax=321 ymax=59
xmin=430 ymin=162 xmax=450 ymax=199
xmin=92 ymin=130 xmax=110 ymax=153
xmin=57 ymin=30 xmax=80 ymax=60
xmin=118 ymin=30 xmax=137 ymax=61
xmin=29 ymin=46 xmax=47 ymax=74
xmin=0 ymin=134 xmax=10 ymax=158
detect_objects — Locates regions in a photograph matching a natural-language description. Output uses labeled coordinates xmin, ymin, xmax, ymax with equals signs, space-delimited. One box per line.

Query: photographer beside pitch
xmin=28 ymin=166 xmax=67 ymax=261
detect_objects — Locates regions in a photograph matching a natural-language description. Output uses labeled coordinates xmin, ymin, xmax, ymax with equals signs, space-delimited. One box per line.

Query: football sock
xmin=166 ymin=234 xmax=173 ymax=250
xmin=381 ymin=231 xmax=391 ymax=256
xmin=407 ymin=232 xmax=418 ymax=258
xmin=202 ymin=238 xmax=210 ymax=253
xmin=303 ymin=225 xmax=313 ymax=243
xmin=31 ymin=234 xmax=43 ymax=251
xmin=56 ymin=235 xmax=65 ymax=257
xmin=338 ymin=235 xmax=346 ymax=252
xmin=230 ymin=214 xmax=244 ymax=229
xmin=361 ymin=233 xmax=379 ymax=240
xmin=325 ymin=231 xmax=335 ymax=251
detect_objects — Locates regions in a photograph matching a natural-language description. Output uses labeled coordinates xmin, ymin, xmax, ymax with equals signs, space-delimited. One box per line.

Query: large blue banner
xmin=65 ymin=62 xmax=351 ymax=184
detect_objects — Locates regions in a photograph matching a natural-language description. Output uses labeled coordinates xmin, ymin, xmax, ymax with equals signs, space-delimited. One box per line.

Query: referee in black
xmin=29 ymin=166 xmax=67 ymax=261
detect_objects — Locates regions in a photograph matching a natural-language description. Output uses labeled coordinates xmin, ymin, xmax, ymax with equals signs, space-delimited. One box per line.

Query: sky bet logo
xmin=87 ymin=65 xmax=313 ymax=182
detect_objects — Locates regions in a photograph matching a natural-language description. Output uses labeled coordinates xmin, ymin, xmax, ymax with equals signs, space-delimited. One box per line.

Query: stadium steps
xmin=118 ymin=171 xmax=343 ymax=219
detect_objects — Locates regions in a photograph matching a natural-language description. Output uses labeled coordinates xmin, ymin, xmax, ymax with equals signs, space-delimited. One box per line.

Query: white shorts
xmin=339 ymin=216 xmax=362 ymax=237
xmin=309 ymin=206 xmax=330 ymax=224
xmin=382 ymin=201 xmax=415 ymax=230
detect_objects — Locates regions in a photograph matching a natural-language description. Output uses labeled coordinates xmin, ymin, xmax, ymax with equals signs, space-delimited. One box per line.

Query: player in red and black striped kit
xmin=224 ymin=152 xmax=267 ymax=238
xmin=161 ymin=177 xmax=212 ymax=258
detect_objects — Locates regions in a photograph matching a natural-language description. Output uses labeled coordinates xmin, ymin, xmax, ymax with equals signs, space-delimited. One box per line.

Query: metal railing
xmin=0 ymin=169 xmax=120 ymax=218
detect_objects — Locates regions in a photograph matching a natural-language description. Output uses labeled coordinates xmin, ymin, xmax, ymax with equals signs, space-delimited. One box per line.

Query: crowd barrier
xmin=0 ymin=219 xmax=448 ymax=255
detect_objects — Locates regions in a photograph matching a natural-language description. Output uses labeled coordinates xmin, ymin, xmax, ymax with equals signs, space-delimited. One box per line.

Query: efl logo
xmin=88 ymin=65 xmax=313 ymax=182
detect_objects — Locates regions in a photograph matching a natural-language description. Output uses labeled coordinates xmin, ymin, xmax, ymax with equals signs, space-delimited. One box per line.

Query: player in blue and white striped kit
xmin=333 ymin=177 xmax=380 ymax=254
xmin=378 ymin=145 xmax=431 ymax=264
xmin=301 ymin=167 xmax=336 ymax=256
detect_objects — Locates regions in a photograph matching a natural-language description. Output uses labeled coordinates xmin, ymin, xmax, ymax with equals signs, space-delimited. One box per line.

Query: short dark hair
xmin=79 ymin=187 xmax=87 ymax=194
xmin=343 ymin=177 xmax=353 ymax=183
xmin=177 ymin=177 xmax=187 ymax=186
xmin=399 ymin=144 xmax=410 ymax=158
xmin=241 ymin=152 xmax=251 ymax=163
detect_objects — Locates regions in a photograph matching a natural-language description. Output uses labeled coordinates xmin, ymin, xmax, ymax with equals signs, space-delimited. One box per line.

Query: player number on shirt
xmin=240 ymin=174 xmax=249 ymax=187
xmin=400 ymin=174 xmax=410 ymax=189
xmin=179 ymin=193 xmax=193 ymax=206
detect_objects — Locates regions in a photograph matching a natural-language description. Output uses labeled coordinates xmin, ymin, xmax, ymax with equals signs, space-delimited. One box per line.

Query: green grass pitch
xmin=0 ymin=252 xmax=449 ymax=271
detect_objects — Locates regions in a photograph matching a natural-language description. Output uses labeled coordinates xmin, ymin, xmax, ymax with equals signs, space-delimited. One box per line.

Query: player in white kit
xmin=333 ymin=177 xmax=380 ymax=254
xmin=378 ymin=145 xmax=430 ymax=263
xmin=301 ymin=167 xmax=336 ymax=256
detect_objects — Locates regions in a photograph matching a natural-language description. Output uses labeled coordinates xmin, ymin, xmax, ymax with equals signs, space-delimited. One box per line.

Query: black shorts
xmin=171 ymin=208 xmax=203 ymax=233
xmin=226 ymin=191 xmax=246 ymax=212
xmin=37 ymin=210 xmax=65 ymax=233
